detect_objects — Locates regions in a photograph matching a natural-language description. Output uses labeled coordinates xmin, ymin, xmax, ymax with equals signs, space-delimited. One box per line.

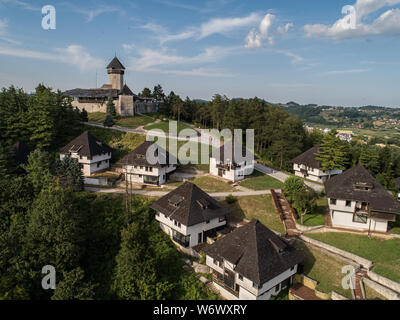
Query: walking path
xmin=85 ymin=186 xmax=274 ymax=198
xmin=254 ymin=163 xmax=324 ymax=192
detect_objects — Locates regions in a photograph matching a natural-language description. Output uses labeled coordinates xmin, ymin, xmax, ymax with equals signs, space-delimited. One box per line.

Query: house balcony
xmin=212 ymin=271 xmax=239 ymax=298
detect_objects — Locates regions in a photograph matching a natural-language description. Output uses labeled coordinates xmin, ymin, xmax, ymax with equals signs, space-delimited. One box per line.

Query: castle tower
xmin=107 ymin=57 xmax=125 ymax=90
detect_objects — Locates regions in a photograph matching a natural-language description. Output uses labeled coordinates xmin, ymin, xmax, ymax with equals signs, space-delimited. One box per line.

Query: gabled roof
xmin=292 ymin=145 xmax=321 ymax=169
xmin=59 ymin=131 xmax=112 ymax=158
xmin=10 ymin=141 xmax=33 ymax=165
xmin=107 ymin=57 xmax=125 ymax=70
xmin=120 ymin=84 xmax=134 ymax=96
xmin=211 ymin=143 xmax=258 ymax=163
xmin=325 ymin=165 xmax=400 ymax=215
xmin=203 ymin=219 xmax=304 ymax=285
xmin=150 ymin=182 xmax=231 ymax=227
xmin=116 ymin=141 xmax=174 ymax=168
xmin=63 ymin=88 xmax=119 ymax=99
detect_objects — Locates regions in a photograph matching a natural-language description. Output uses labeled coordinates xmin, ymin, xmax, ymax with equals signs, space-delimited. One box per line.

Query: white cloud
xmin=245 ymin=13 xmax=275 ymax=48
xmin=139 ymin=23 xmax=196 ymax=45
xmin=322 ymin=69 xmax=371 ymax=75
xmin=127 ymin=46 xmax=238 ymax=77
xmin=276 ymin=23 xmax=293 ymax=35
xmin=0 ymin=0 xmax=40 ymax=11
xmin=62 ymin=3 xmax=125 ymax=22
xmin=0 ymin=19 xmax=8 ymax=35
xmin=130 ymin=46 xmax=236 ymax=70
xmin=199 ymin=13 xmax=261 ymax=39
xmin=304 ymin=0 xmax=400 ymax=39
xmin=0 ymin=45 xmax=103 ymax=71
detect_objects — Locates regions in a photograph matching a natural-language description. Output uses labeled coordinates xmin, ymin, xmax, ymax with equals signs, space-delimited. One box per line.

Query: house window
xmin=206 ymin=220 xmax=210 ymax=224
xmin=353 ymin=212 xmax=368 ymax=224
xmin=346 ymin=200 xmax=352 ymax=207
xmin=238 ymin=274 xmax=243 ymax=281
xmin=253 ymin=282 xmax=258 ymax=289
xmin=275 ymin=283 xmax=280 ymax=292
xmin=149 ymin=167 xmax=153 ymax=172
xmin=140 ymin=166 xmax=143 ymax=170
xmin=97 ymin=162 xmax=101 ymax=168
xmin=330 ymin=199 xmax=337 ymax=205
xmin=139 ymin=174 xmax=142 ymax=178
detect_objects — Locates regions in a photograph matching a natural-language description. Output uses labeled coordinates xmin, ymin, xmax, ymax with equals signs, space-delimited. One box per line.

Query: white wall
xmin=329 ymin=198 xmax=389 ymax=232
xmin=293 ymin=163 xmax=342 ymax=182
xmin=209 ymin=157 xmax=254 ymax=182
xmin=124 ymin=164 xmax=176 ymax=185
xmin=206 ymin=254 xmax=297 ymax=300
xmin=156 ymin=212 xmax=226 ymax=247
xmin=60 ymin=152 xmax=111 ymax=176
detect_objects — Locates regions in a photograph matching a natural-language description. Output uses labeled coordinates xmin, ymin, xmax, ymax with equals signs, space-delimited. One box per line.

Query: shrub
xmin=225 ymin=194 xmax=237 ymax=204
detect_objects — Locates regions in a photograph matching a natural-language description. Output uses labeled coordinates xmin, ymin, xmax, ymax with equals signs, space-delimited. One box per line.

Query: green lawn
xmin=88 ymin=112 xmax=155 ymax=128
xmin=293 ymin=241 xmax=353 ymax=299
xmin=239 ymin=170 xmax=284 ymax=190
xmin=307 ymin=232 xmax=400 ymax=283
xmin=168 ymin=176 xmax=235 ymax=193
xmin=144 ymin=120 xmax=193 ymax=133
xmin=389 ymin=217 xmax=400 ymax=234
xmin=82 ymin=126 xmax=146 ymax=162
xmin=223 ymin=195 xmax=286 ymax=234
xmin=296 ymin=197 xmax=327 ymax=227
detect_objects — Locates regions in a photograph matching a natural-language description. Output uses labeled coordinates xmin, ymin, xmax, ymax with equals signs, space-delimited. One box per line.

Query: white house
xmin=292 ymin=145 xmax=342 ymax=182
xmin=202 ymin=219 xmax=304 ymax=300
xmin=325 ymin=165 xmax=400 ymax=233
xmin=117 ymin=141 xmax=177 ymax=185
xmin=150 ymin=182 xmax=231 ymax=248
xmin=59 ymin=131 xmax=112 ymax=176
xmin=209 ymin=144 xmax=256 ymax=182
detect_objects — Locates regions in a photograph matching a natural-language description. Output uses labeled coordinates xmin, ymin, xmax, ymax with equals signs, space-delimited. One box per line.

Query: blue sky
xmin=1 ymin=0 xmax=400 ymax=107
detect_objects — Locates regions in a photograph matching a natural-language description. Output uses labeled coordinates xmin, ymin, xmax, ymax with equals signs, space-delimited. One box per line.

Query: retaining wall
xmin=367 ymin=271 xmax=400 ymax=295
xmin=363 ymin=277 xmax=400 ymax=300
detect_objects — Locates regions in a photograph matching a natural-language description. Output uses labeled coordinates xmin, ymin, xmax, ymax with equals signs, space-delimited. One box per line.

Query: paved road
xmin=85 ymin=186 xmax=275 ymax=198
xmin=254 ymin=163 xmax=324 ymax=192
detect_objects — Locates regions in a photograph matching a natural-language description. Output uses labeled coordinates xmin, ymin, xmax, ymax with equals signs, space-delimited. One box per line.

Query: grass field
xmin=296 ymin=197 xmax=327 ymax=227
xmin=144 ymin=120 xmax=193 ymax=133
xmin=239 ymin=170 xmax=284 ymax=190
xmin=307 ymin=232 xmax=400 ymax=283
xmin=222 ymin=195 xmax=286 ymax=234
xmin=168 ymin=176 xmax=235 ymax=193
xmin=88 ymin=112 xmax=155 ymax=128
xmin=293 ymin=241 xmax=353 ymax=299
xmin=82 ymin=126 xmax=146 ymax=162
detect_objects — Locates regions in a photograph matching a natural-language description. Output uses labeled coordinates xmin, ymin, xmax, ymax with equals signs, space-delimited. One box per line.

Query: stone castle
xmin=64 ymin=57 xmax=158 ymax=116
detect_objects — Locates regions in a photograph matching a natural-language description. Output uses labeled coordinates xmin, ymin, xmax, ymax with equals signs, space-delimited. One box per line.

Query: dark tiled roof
xmin=107 ymin=57 xmax=125 ymax=70
xmin=63 ymin=88 xmax=119 ymax=99
xmin=211 ymin=143 xmax=258 ymax=163
xmin=59 ymin=131 xmax=112 ymax=158
xmin=292 ymin=145 xmax=321 ymax=169
xmin=116 ymin=141 xmax=174 ymax=168
xmin=325 ymin=165 xmax=400 ymax=215
xmin=120 ymin=84 xmax=134 ymax=96
xmin=150 ymin=182 xmax=231 ymax=227
xmin=203 ymin=219 xmax=304 ymax=285
xmin=10 ymin=141 xmax=33 ymax=165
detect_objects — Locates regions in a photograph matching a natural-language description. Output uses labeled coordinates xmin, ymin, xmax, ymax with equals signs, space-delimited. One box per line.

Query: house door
xmin=198 ymin=232 xmax=203 ymax=244
xmin=218 ymin=168 xmax=223 ymax=177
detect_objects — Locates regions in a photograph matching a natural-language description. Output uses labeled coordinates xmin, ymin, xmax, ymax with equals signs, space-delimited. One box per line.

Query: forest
xmin=1 ymin=84 xmax=400 ymax=299
xmin=0 ymin=85 xmax=217 ymax=300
